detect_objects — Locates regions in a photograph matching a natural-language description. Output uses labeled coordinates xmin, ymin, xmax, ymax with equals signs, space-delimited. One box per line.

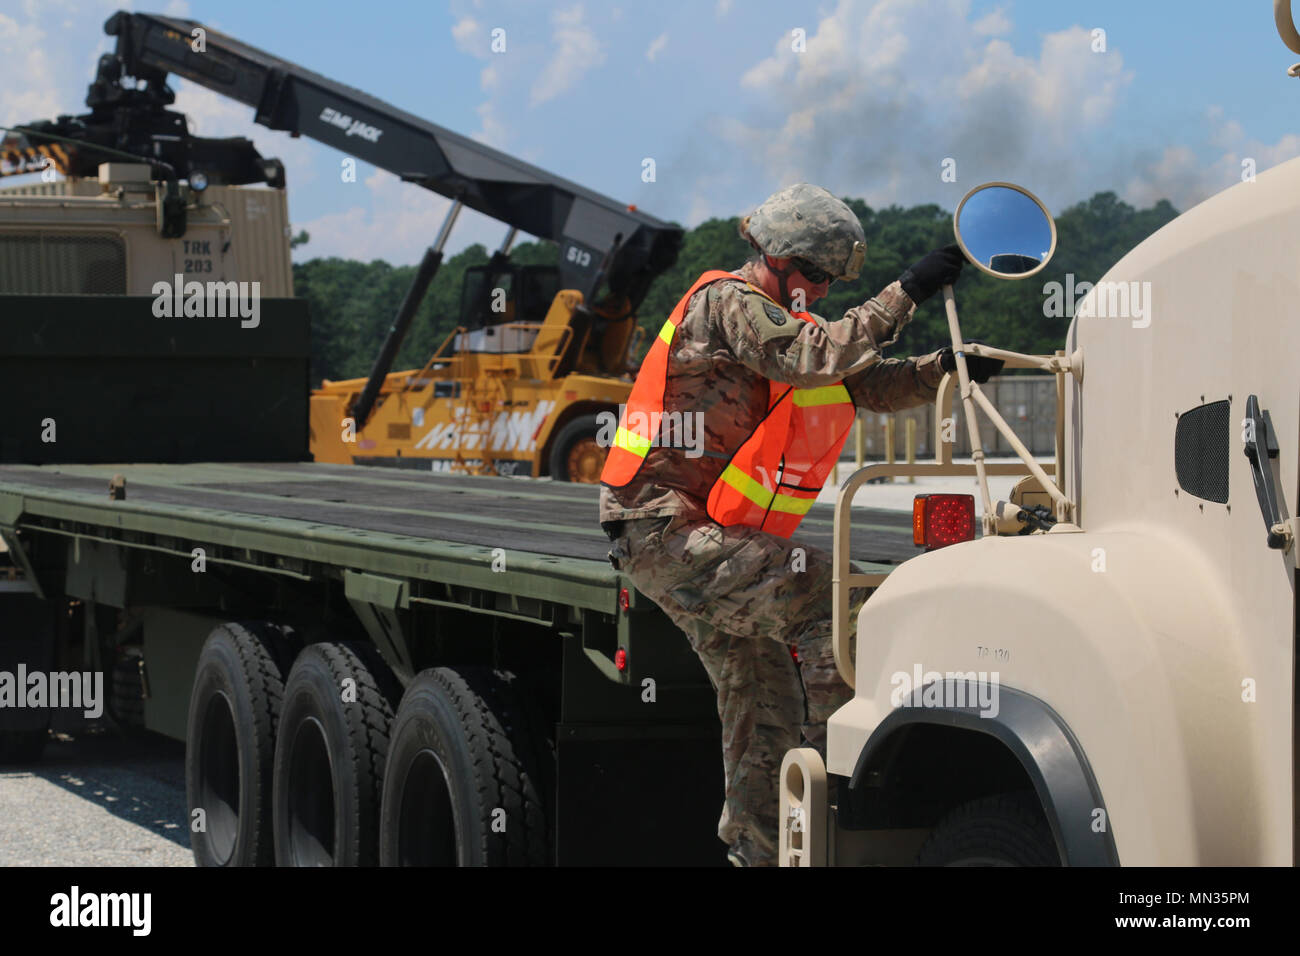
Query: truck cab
xmin=782 ymin=99 xmax=1298 ymax=867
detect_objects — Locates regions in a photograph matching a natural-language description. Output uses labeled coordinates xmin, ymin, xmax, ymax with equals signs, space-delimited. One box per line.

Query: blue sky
xmin=3 ymin=0 xmax=1297 ymax=264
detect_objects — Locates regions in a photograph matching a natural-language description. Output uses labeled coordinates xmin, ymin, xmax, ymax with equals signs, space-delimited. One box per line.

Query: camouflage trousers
xmin=610 ymin=513 xmax=867 ymax=867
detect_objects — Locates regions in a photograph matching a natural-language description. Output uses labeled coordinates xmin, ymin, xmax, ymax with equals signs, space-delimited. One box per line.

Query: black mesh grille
xmin=0 ymin=233 xmax=127 ymax=293
xmin=1175 ymin=400 xmax=1230 ymax=503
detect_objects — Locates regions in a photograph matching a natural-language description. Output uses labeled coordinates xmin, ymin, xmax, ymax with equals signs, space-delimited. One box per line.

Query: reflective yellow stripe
xmin=657 ymin=319 xmax=676 ymax=345
xmin=769 ymin=491 xmax=817 ymax=515
xmin=720 ymin=464 xmax=817 ymax=517
xmin=613 ymin=427 xmax=652 ymax=457
xmin=791 ymin=384 xmax=851 ymax=407
xmin=720 ymin=463 xmax=774 ymax=508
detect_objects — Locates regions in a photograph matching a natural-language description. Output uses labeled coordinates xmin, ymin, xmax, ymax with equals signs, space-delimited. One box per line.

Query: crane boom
xmin=101 ymin=11 xmax=681 ymax=306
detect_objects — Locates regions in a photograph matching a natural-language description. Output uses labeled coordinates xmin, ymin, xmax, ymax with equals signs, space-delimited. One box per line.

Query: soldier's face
xmin=764 ymin=256 xmax=830 ymax=308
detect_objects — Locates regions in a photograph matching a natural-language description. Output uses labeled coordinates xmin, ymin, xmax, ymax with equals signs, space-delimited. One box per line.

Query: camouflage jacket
xmin=598 ymin=260 xmax=945 ymax=522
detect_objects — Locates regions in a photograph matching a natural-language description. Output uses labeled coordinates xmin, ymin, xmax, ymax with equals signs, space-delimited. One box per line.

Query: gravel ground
xmin=0 ymin=718 xmax=193 ymax=867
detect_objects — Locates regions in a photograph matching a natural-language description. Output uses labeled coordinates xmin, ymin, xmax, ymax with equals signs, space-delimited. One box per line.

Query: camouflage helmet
xmin=739 ymin=183 xmax=867 ymax=280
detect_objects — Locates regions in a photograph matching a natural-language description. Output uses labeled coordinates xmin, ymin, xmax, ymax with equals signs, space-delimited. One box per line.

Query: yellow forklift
xmin=5 ymin=11 xmax=682 ymax=481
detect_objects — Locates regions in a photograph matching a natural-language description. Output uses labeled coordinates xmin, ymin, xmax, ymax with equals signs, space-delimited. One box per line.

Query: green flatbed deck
xmin=0 ymin=462 xmax=916 ymax=612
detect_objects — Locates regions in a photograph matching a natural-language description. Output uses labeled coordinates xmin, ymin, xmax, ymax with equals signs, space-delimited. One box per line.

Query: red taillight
xmin=618 ymin=587 xmax=630 ymax=612
xmin=615 ymin=648 xmax=627 ymax=670
xmin=912 ymin=494 xmax=976 ymax=551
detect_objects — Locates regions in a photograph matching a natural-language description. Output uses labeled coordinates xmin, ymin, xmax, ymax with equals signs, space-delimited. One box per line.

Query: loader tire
xmin=915 ymin=791 xmax=1060 ymax=866
xmin=548 ymin=414 xmax=606 ymax=483
xmin=186 ymin=622 xmax=291 ymax=867
xmin=273 ymin=642 xmax=399 ymax=866
xmin=380 ymin=667 xmax=552 ymax=866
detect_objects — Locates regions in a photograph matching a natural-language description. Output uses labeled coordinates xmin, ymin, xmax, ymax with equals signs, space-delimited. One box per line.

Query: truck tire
xmin=273 ymin=642 xmax=398 ymax=866
xmin=380 ymin=667 xmax=552 ymax=866
xmin=915 ymin=791 xmax=1060 ymax=866
xmin=186 ymin=622 xmax=290 ymax=867
xmin=548 ymin=413 xmax=607 ymax=483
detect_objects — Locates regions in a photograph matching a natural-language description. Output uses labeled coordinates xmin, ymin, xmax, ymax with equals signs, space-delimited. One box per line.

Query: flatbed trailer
xmin=0 ymin=460 xmax=912 ymax=865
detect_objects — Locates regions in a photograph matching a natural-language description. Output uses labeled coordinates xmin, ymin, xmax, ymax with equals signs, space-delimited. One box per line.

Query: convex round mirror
xmin=954 ymin=182 xmax=1056 ymax=279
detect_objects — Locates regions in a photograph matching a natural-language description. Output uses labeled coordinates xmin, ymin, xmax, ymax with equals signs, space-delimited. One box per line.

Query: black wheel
xmin=916 ymin=791 xmax=1060 ymax=866
xmin=273 ymin=642 xmax=398 ymax=866
xmin=185 ymin=622 xmax=290 ymax=867
xmin=548 ymin=413 xmax=607 ymax=483
xmin=0 ymin=595 xmax=56 ymax=765
xmin=380 ymin=667 xmax=553 ymax=866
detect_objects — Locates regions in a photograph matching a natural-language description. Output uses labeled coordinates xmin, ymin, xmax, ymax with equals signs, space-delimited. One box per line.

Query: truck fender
xmin=849 ymin=680 xmax=1120 ymax=866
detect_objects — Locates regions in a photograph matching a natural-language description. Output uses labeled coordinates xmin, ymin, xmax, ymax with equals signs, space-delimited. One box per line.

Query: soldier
xmin=598 ymin=183 xmax=1002 ymax=866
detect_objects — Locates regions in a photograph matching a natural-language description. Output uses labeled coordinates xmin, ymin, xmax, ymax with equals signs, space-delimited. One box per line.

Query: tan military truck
xmin=779 ymin=4 xmax=1300 ymax=867
xmin=0 ymin=162 xmax=292 ymax=299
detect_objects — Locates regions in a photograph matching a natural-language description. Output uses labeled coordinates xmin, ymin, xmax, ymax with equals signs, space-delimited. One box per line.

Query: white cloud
xmin=1123 ymin=113 xmax=1300 ymax=210
xmin=295 ymin=167 xmax=514 ymax=265
xmin=972 ymin=6 xmax=1011 ymax=36
xmin=451 ymin=16 xmax=483 ymax=55
xmin=720 ymin=0 xmax=1138 ymax=213
xmin=646 ymin=32 xmax=668 ymax=62
xmin=717 ymin=0 xmax=734 ymax=17
xmin=530 ymin=5 xmax=605 ymax=106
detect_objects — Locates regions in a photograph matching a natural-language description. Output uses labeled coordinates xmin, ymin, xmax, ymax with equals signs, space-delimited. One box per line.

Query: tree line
xmin=293 ymin=190 xmax=1178 ymax=384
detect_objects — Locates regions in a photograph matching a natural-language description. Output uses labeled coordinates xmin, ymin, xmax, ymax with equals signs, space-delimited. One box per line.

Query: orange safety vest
xmin=601 ymin=271 xmax=857 ymax=538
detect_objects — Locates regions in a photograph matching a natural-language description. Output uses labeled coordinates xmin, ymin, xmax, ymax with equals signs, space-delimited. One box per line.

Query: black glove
xmin=939 ymin=342 xmax=1004 ymax=383
xmin=899 ymin=244 xmax=965 ymax=306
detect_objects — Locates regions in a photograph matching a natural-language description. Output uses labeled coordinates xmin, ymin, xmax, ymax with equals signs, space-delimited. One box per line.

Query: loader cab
xmin=455 ymin=260 xmax=560 ymax=353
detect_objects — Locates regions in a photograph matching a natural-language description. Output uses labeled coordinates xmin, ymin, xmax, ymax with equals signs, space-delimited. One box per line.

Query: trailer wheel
xmin=186 ymin=622 xmax=290 ymax=867
xmin=380 ymin=667 xmax=552 ymax=866
xmin=915 ymin=791 xmax=1060 ymax=866
xmin=548 ymin=413 xmax=606 ymax=483
xmin=273 ymin=642 xmax=398 ymax=866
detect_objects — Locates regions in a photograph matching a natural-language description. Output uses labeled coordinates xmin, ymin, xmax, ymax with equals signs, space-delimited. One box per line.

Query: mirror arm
xmin=965 ymin=342 xmax=1070 ymax=373
xmin=942 ymin=285 xmax=996 ymax=533
xmin=967 ymin=385 xmax=1070 ymax=512
xmin=942 ymin=285 xmax=1076 ymax=530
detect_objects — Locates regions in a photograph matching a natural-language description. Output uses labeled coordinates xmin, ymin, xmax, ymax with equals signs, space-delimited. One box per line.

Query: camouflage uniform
xmin=600 ymin=186 xmax=945 ymax=866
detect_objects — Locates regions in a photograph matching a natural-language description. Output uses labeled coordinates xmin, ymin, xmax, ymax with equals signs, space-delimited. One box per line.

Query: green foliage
xmin=293 ymin=192 xmax=1177 ymax=383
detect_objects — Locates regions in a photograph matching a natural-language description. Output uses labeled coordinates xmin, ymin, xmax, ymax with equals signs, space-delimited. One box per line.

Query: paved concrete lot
xmin=0 ymin=723 xmax=192 ymax=867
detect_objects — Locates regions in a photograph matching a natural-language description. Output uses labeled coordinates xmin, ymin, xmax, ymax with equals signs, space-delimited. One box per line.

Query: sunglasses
xmin=791 ymin=257 xmax=835 ymax=285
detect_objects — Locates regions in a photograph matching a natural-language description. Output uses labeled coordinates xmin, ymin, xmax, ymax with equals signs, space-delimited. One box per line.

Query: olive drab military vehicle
xmin=778 ymin=3 xmax=1300 ymax=866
